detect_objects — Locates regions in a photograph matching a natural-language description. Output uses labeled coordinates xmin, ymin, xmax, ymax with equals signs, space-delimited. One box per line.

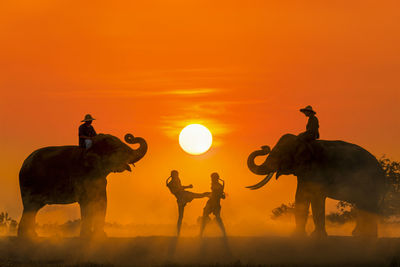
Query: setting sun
xmin=179 ymin=124 xmax=213 ymax=155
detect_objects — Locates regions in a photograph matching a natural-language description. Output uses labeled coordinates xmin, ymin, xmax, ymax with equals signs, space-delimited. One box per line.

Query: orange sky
xmin=1 ymin=1 xmax=399 ymax=234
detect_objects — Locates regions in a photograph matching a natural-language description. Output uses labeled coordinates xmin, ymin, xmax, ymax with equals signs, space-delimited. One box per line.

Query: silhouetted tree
xmin=271 ymin=203 xmax=295 ymax=219
xmin=379 ymin=157 xmax=400 ymax=219
xmin=326 ymin=201 xmax=356 ymax=224
xmin=0 ymin=212 xmax=17 ymax=234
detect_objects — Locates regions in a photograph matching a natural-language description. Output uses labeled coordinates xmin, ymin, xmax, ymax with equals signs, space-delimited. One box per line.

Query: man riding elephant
xmin=298 ymin=105 xmax=319 ymax=142
xmin=79 ymin=114 xmax=97 ymax=149
xmin=18 ymin=133 xmax=148 ymax=238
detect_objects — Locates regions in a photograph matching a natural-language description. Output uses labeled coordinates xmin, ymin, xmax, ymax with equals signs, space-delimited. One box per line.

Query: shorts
xmin=203 ymin=199 xmax=221 ymax=216
xmin=84 ymin=139 xmax=93 ymax=149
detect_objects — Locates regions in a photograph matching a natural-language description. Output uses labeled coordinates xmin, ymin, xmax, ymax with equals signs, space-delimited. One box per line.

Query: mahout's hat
xmin=300 ymin=105 xmax=316 ymax=114
xmin=81 ymin=114 xmax=96 ymax=122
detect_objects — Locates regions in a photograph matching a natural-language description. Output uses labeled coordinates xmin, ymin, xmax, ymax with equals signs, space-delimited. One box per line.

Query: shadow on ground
xmin=0 ymin=236 xmax=399 ymax=266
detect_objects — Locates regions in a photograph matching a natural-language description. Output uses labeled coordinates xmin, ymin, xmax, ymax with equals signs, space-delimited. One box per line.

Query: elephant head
xmin=247 ymin=134 xmax=311 ymax=189
xmin=84 ymin=133 xmax=148 ymax=174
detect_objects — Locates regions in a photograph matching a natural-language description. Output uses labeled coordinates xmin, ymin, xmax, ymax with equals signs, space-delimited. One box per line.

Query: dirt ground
xmin=0 ymin=236 xmax=399 ymax=267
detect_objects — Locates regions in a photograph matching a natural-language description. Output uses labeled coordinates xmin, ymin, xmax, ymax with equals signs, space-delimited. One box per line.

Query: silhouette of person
xmin=298 ymin=105 xmax=319 ymax=141
xmin=200 ymin=172 xmax=227 ymax=237
xmin=79 ymin=114 xmax=97 ymax=149
xmin=166 ymin=170 xmax=209 ymax=237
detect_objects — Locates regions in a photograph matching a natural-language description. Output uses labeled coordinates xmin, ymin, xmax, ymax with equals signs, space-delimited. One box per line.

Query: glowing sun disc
xmin=179 ymin=124 xmax=213 ymax=155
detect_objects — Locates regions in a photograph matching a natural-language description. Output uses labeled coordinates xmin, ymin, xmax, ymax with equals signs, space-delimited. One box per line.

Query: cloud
xmin=45 ymin=88 xmax=219 ymax=99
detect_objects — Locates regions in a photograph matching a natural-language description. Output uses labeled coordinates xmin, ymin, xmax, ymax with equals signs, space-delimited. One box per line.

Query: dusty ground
xmin=0 ymin=236 xmax=399 ymax=266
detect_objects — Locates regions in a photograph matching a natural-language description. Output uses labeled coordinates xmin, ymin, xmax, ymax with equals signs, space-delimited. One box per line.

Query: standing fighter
xmin=200 ymin=172 xmax=227 ymax=237
xmin=166 ymin=170 xmax=209 ymax=236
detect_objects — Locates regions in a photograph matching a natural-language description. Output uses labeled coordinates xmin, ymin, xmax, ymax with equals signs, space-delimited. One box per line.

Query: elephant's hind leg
xmin=353 ymin=208 xmax=378 ymax=238
xmin=18 ymin=201 xmax=44 ymax=238
xmin=293 ymin=182 xmax=311 ymax=237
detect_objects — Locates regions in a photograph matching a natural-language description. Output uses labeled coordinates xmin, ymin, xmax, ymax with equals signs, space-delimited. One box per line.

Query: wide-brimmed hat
xmin=300 ymin=105 xmax=316 ymax=114
xmin=81 ymin=114 xmax=96 ymax=122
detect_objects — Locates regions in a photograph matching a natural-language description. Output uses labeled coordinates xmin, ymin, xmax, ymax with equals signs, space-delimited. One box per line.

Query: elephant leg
xmin=92 ymin=200 xmax=107 ymax=237
xmin=18 ymin=201 xmax=44 ymax=238
xmin=177 ymin=203 xmax=185 ymax=237
xmin=79 ymin=178 xmax=107 ymax=238
xmin=353 ymin=208 xmax=378 ymax=238
xmin=79 ymin=202 xmax=93 ymax=238
xmin=294 ymin=182 xmax=311 ymax=236
xmin=310 ymin=195 xmax=327 ymax=238
xmin=92 ymin=183 xmax=107 ymax=237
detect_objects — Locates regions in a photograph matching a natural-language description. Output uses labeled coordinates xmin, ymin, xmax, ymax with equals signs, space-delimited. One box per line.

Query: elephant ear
xmin=293 ymin=139 xmax=314 ymax=171
xmin=83 ymin=152 xmax=103 ymax=173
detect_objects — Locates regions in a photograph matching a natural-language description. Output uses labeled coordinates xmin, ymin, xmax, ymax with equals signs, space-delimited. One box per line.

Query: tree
xmin=271 ymin=203 xmax=295 ymax=219
xmin=379 ymin=157 xmax=400 ymax=218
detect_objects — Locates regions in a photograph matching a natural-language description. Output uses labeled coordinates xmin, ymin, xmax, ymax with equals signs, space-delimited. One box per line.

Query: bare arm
xmin=79 ymin=135 xmax=94 ymax=139
xmin=182 ymin=184 xmax=193 ymax=189
xmin=219 ymin=179 xmax=225 ymax=189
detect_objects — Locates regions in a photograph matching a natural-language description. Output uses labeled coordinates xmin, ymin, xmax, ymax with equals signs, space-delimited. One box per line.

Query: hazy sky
xmin=1 ymin=1 xmax=399 ymax=233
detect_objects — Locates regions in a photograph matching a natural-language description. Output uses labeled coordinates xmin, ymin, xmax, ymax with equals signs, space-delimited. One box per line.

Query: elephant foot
xmin=352 ymin=226 xmax=361 ymax=237
xmin=80 ymin=229 xmax=93 ymax=239
xmin=92 ymin=230 xmax=108 ymax=240
xmin=291 ymin=229 xmax=307 ymax=239
xmin=352 ymin=223 xmax=377 ymax=239
xmin=18 ymin=228 xmax=38 ymax=240
xmin=310 ymin=229 xmax=328 ymax=240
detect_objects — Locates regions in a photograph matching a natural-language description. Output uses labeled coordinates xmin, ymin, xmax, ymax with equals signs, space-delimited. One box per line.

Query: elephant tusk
xmin=246 ymin=172 xmax=274 ymax=190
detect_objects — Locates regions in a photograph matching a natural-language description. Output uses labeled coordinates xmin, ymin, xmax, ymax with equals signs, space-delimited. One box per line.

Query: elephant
xmin=18 ymin=133 xmax=147 ymax=238
xmin=247 ymin=134 xmax=386 ymax=238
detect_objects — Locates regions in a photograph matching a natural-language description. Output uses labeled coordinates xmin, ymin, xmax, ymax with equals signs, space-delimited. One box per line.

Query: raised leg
xmin=18 ymin=202 xmax=44 ymax=238
xmin=188 ymin=191 xmax=211 ymax=199
xmin=310 ymin=195 xmax=327 ymax=238
xmin=294 ymin=182 xmax=311 ymax=237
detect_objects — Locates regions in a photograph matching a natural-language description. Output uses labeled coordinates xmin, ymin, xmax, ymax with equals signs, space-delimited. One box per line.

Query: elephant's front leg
xmin=294 ymin=181 xmax=311 ymax=237
xmin=79 ymin=201 xmax=93 ymax=238
xmin=91 ymin=178 xmax=107 ymax=238
xmin=78 ymin=178 xmax=107 ymax=238
xmin=294 ymin=185 xmax=311 ymax=236
xmin=310 ymin=195 xmax=327 ymax=238
xmin=92 ymin=189 xmax=107 ymax=237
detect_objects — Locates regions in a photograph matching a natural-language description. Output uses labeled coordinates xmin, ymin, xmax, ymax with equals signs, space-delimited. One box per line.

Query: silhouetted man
xmin=200 ymin=172 xmax=226 ymax=237
xmin=298 ymin=105 xmax=319 ymax=141
xmin=166 ymin=170 xmax=209 ymax=237
xmin=79 ymin=114 xmax=97 ymax=149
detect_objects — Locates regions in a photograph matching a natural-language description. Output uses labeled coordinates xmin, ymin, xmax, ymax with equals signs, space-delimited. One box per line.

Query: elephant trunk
xmin=247 ymin=146 xmax=272 ymax=175
xmin=246 ymin=145 xmax=276 ymax=190
xmin=125 ymin=134 xmax=148 ymax=164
